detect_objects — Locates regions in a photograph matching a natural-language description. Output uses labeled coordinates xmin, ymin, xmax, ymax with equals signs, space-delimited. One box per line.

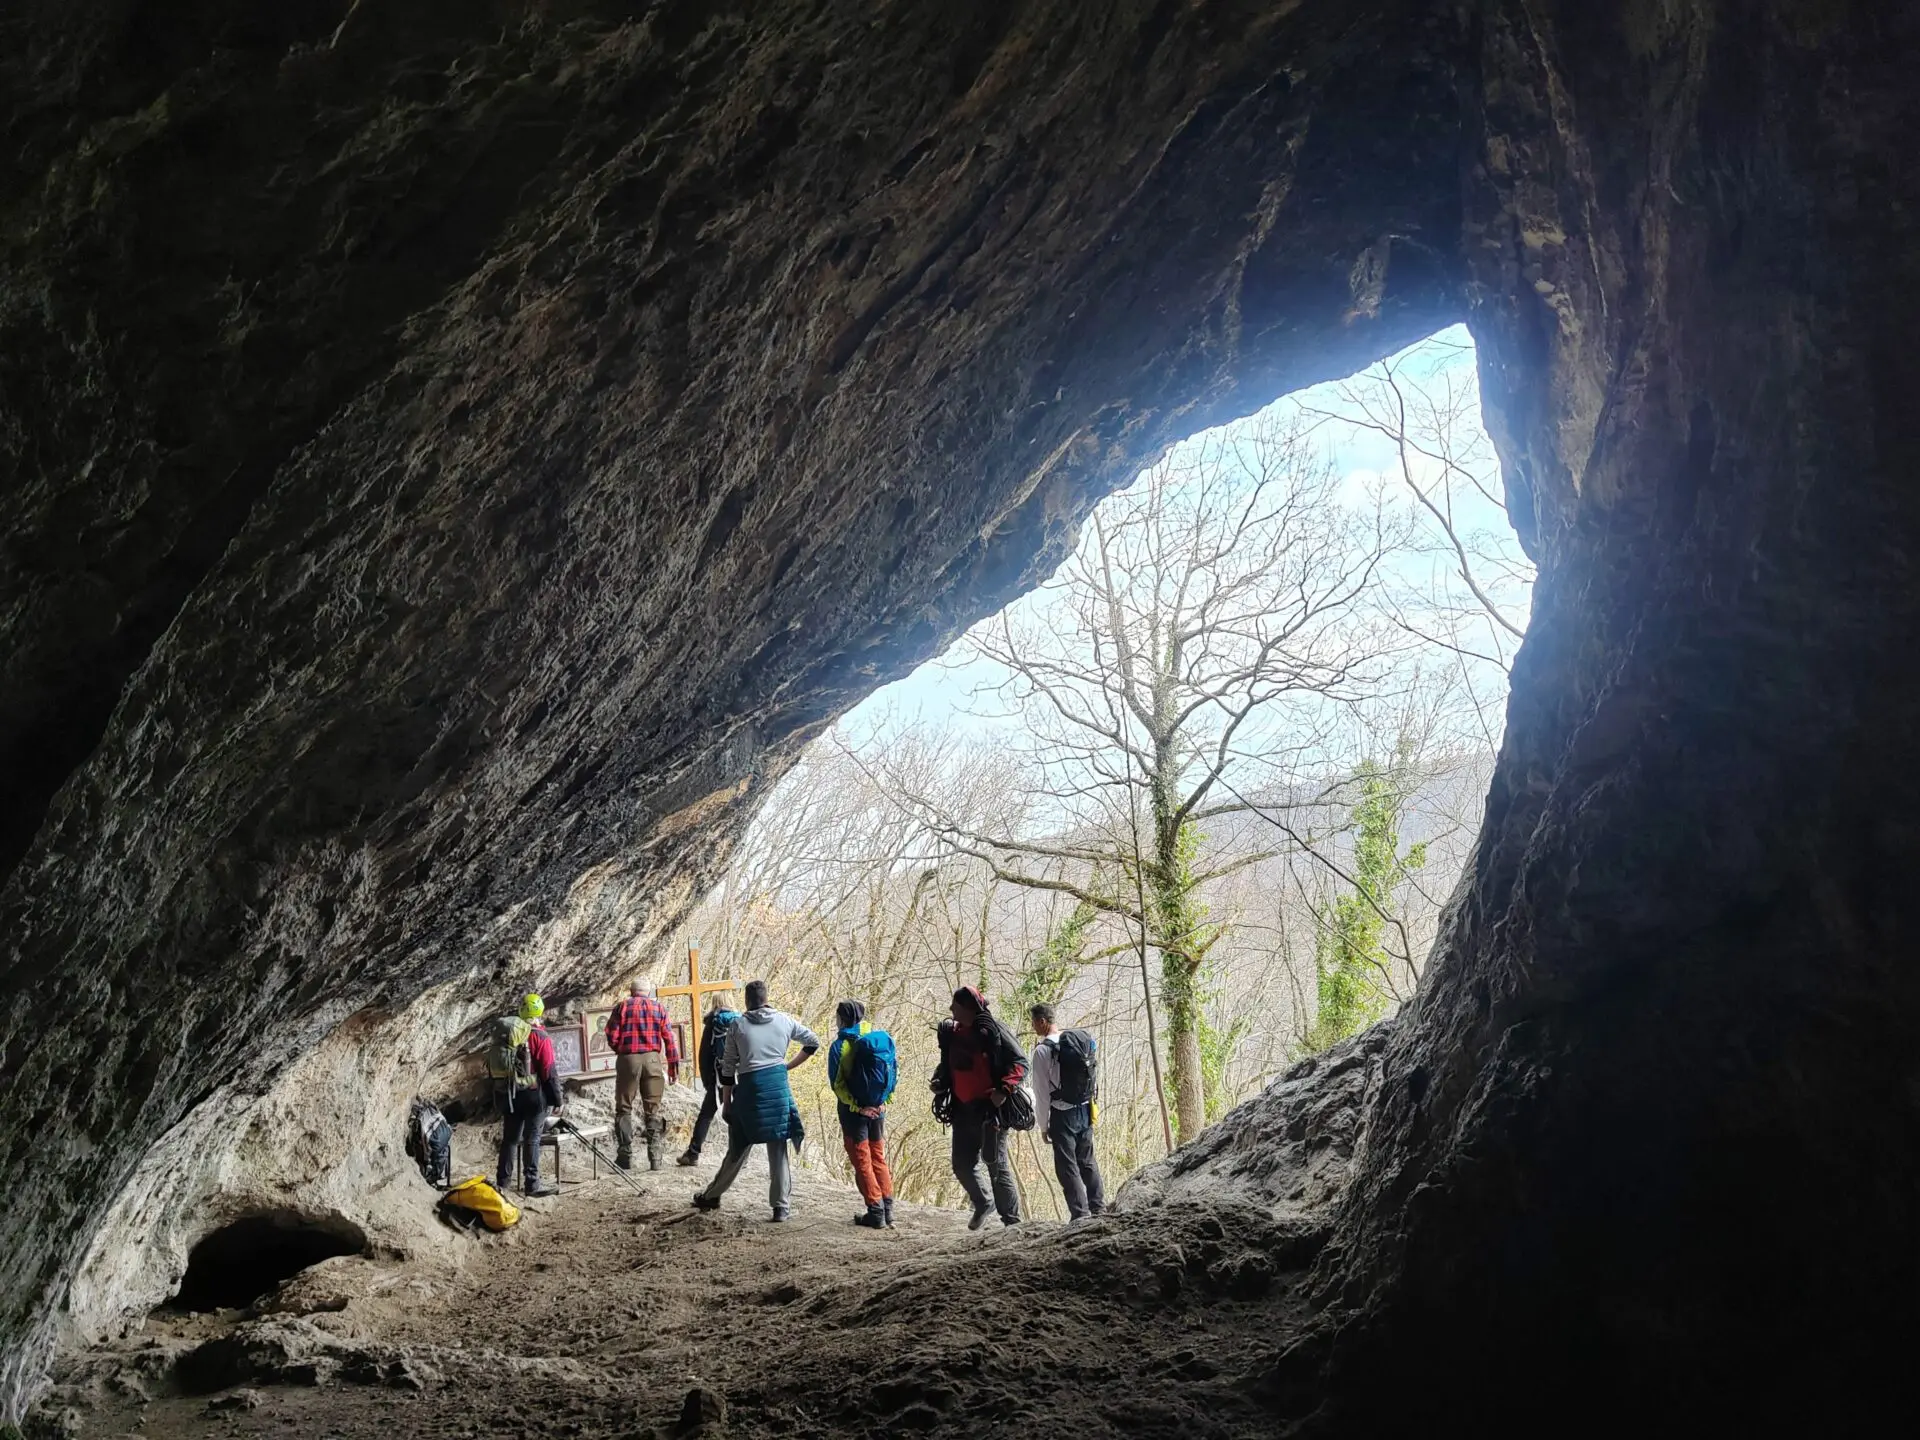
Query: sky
xmin=842 ymin=324 xmax=1524 ymax=747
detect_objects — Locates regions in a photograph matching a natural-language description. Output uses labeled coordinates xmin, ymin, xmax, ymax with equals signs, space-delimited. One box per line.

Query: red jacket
xmin=947 ymin=1026 xmax=997 ymax=1104
xmin=935 ymin=986 xmax=1027 ymax=1106
xmin=604 ymin=994 xmax=681 ymax=1064
xmin=526 ymin=1024 xmax=563 ymax=1109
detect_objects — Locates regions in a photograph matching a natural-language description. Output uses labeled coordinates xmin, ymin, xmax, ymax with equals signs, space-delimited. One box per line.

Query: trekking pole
xmin=556 ymin=1118 xmax=650 ymax=1198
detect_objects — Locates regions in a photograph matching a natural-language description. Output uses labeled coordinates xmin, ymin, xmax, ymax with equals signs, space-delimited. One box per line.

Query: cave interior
xmin=3 ymin=0 xmax=1919 ymax=1433
xmin=169 ymin=1213 xmax=369 ymax=1315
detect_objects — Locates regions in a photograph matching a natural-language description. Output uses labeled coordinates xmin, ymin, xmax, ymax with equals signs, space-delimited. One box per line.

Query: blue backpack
xmin=704 ymin=1009 xmax=741 ymax=1073
xmin=845 ymin=1028 xmax=898 ymax=1108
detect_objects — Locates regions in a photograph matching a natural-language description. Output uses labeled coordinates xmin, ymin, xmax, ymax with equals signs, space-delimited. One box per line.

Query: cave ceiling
xmin=4 ymin=0 xmax=1918 ymax=1428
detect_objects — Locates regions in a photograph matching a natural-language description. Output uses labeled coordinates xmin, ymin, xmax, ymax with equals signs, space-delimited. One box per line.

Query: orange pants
xmin=841 ymin=1111 xmax=894 ymax=1205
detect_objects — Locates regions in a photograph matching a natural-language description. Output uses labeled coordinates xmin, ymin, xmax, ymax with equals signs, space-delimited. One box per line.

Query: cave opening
xmin=676 ymin=326 xmax=1528 ymax=1196
xmin=168 ymin=1211 xmax=369 ymax=1313
xmin=0 ymin=0 xmax=1908 ymax=1427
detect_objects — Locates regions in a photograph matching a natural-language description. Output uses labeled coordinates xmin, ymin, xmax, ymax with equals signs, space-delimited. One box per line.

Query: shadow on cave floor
xmin=45 ymin=1156 xmax=1311 ymax=1440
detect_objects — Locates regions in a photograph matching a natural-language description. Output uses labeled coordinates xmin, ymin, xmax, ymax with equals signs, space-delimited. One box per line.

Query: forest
xmin=672 ymin=330 xmax=1532 ymax=1211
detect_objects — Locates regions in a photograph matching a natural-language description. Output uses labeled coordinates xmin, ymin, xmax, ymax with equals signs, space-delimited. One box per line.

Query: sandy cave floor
xmin=45 ymin=1114 xmax=1314 ymax=1440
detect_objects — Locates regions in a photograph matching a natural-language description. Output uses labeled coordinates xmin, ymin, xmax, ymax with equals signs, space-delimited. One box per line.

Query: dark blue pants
xmin=497 ymin=1093 xmax=548 ymax=1192
xmin=1047 ymin=1102 xmax=1105 ymax=1219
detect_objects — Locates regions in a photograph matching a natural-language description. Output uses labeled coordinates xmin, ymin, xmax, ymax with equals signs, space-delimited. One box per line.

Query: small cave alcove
xmin=168 ymin=1210 xmax=369 ymax=1313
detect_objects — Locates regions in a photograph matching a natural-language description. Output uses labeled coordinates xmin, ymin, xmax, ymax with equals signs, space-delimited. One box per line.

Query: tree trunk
xmin=1168 ymin=1012 xmax=1205 ymax=1145
xmin=1147 ymin=760 xmax=1208 ymax=1145
xmin=1158 ymin=938 xmax=1208 ymax=1145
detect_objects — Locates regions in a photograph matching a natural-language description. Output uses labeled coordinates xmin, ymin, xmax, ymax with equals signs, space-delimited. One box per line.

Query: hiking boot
xmin=616 ymin=1152 xmax=632 ymax=1171
xmin=882 ymin=1198 xmax=895 ymax=1228
xmin=676 ymin=1150 xmax=701 ymax=1167
xmin=855 ymin=1206 xmax=885 ymax=1230
xmin=647 ymin=1143 xmax=662 ymax=1172
xmin=692 ymin=1193 xmax=720 ymax=1211
xmin=525 ymin=1182 xmax=558 ymax=1199
xmin=770 ymin=1206 xmax=791 ymax=1223
xmin=968 ymin=1200 xmax=993 ymax=1232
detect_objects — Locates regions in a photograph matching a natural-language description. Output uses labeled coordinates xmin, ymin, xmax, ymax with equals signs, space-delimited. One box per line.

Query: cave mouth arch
xmin=678 ymin=326 xmax=1527 ymax=1180
xmin=168 ymin=1210 xmax=369 ymax=1313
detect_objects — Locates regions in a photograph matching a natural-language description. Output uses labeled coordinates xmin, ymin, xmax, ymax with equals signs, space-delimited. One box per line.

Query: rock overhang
xmin=4 ymin=0 xmax=1917 ymax=1430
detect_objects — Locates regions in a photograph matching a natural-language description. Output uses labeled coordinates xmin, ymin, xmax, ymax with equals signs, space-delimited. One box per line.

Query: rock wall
xmin=4 ymin=0 xmax=1915 ymax=1427
xmin=61 ymin=990 xmax=471 ymax=1352
xmin=1121 ymin=1021 xmax=1394 ymax=1227
xmin=58 ymin=850 xmax=696 ymax=1358
xmin=1127 ymin=3 xmax=1920 ymax=1429
xmin=0 ymin=0 xmax=1462 ymax=1415
xmin=1319 ymin=3 xmax=1920 ymax=1428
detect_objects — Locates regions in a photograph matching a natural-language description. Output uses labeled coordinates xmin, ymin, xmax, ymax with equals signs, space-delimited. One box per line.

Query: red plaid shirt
xmin=604 ymin=995 xmax=680 ymax=1064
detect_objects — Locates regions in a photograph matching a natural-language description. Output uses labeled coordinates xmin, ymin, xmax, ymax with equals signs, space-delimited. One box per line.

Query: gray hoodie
xmin=719 ymin=1007 xmax=820 ymax=1082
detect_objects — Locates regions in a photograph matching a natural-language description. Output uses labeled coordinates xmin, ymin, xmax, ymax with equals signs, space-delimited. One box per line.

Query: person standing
xmin=827 ymin=999 xmax=899 ymax=1229
xmin=933 ymin=986 xmax=1026 ymax=1229
xmin=678 ymin=993 xmax=743 ymax=1167
xmin=604 ymin=980 xmax=681 ymax=1170
xmin=490 ymin=992 xmax=565 ymax=1198
xmin=1029 ymin=1003 xmax=1106 ymax=1221
xmin=692 ymin=980 xmax=819 ymax=1221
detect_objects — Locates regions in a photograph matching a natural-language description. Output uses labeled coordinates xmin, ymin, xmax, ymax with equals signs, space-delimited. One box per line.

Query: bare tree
xmin=683 ymin=332 xmax=1535 ymax=1184
xmin=874 ymin=413 xmax=1402 ymax=1144
xmin=1300 ymin=333 xmax=1534 ymax=711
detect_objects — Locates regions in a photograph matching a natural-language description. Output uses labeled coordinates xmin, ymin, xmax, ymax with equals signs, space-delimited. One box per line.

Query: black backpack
xmin=1054 ymin=1029 xmax=1098 ymax=1106
xmin=405 ymin=1098 xmax=454 ymax=1189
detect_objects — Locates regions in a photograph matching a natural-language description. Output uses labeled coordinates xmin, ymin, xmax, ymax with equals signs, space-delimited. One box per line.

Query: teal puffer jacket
xmin=728 ymin=1063 xmax=802 ymax=1146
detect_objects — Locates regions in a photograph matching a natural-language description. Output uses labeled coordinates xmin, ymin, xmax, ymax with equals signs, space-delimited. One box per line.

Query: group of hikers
xmin=487 ymin=979 xmax=1106 ymax=1227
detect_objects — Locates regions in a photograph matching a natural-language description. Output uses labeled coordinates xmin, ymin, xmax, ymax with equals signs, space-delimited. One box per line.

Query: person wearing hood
xmin=932 ymin=985 xmax=1027 ymax=1229
xmin=827 ymin=999 xmax=898 ymax=1229
xmin=692 ymin=979 xmax=819 ymax=1221
xmin=678 ymin=992 xmax=744 ymax=1167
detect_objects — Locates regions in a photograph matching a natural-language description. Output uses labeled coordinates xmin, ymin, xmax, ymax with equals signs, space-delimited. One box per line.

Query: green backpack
xmin=484 ymin=1015 xmax=536 ymax=1095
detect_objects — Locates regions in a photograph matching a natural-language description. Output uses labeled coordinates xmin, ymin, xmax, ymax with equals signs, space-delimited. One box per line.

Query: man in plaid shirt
xmin=605 ymin=980 xmax=681 ymax=1170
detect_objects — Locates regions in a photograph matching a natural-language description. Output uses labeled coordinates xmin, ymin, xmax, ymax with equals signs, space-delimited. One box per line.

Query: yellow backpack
xmin=439 ymin=1176 xmax=520 ymax=1231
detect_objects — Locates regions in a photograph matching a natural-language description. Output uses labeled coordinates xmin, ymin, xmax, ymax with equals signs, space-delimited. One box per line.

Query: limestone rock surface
xmin=0 ymin=0 xmax=1460 ymax=1410
xmin=1120 ymin=1020 xmax=1392 ymax=1225
xmin=4 ymin=0 xmax=1919 ymax=1431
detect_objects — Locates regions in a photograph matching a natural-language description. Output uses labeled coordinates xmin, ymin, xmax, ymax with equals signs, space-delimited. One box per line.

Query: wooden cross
xmin=657 ymin=946 xmax=735 ymax=1077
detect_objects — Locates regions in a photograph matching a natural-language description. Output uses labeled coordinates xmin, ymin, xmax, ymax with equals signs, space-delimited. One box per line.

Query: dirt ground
xmin=40 ymin=1110 xmax=1319 ymax=1440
